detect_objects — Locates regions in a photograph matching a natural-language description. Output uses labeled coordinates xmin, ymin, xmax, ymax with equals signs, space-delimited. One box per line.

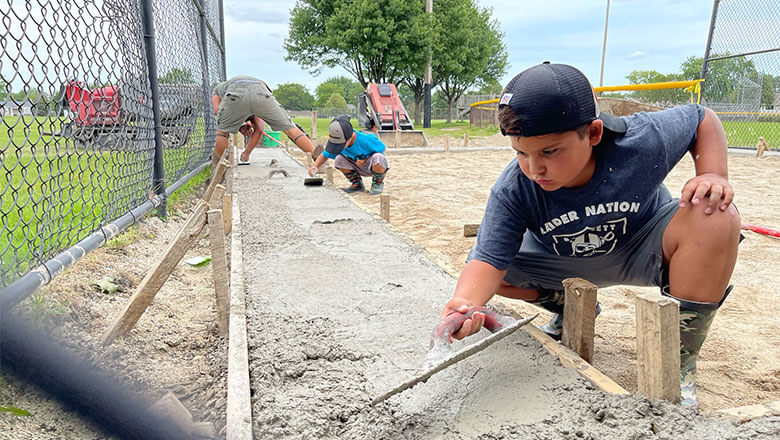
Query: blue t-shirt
xmin=322 ymin=131 xmax=386 ymax=160
xmin=471 ymin=104 xmax=706 ymax=270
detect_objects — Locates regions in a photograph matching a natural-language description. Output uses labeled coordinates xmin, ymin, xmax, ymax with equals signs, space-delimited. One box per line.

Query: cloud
xmin=628 ymin=51 xmax=647 ymax=59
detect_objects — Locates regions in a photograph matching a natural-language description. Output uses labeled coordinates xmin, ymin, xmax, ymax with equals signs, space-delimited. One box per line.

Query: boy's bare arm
xmin=211 ymin=95 xmax=221 ymax=115
xmin=443 ymin=259 xmax=507 ymax=340
xmin=680 ymin=108 xmax=733 ymax=214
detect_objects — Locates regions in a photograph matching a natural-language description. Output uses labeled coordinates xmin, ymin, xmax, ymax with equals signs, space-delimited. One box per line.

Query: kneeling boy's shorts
xmin=496 ymin=199 xmax=680 ymax=291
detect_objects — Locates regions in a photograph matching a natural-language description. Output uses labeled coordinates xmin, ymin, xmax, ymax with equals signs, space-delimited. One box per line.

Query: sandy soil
xmin=0 ymin=198 xmax=228 ymax=439
xmin=300 ymin=137 xmax=780 ymax=414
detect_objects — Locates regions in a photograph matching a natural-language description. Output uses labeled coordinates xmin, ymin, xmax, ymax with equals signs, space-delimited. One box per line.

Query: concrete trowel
xmin=371 ymin=307 xmax=538 ymax=405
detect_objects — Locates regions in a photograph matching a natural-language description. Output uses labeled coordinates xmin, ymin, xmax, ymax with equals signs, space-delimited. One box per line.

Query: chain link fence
xmin=0 ymin=0 xmax=224 ymax=300
xmin=701 ymin=0 xmax=780 ymax=149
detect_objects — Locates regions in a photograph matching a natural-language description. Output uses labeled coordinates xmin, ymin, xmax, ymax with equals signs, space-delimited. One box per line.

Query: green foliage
xmin=273 ymin=83 xmax=315 ymax=110
xmin=315 ymin=83 xmax=342 ymax=107
xmin=316 ymin=76 xmax=363 ymax=106
xmin=0 ymin=79 xmax=8 ymax=101
xmin=625 ymin=70 xmax=687 ymax=103
xmin=323 ymin=92 xmax=348 ymax=110
xmin=430 ymin=0 xmax=508 ymax=122
xmin=681 ymin=55 xmax=758 ymax=104
xmin=159 ymin=67 xmax=195 ymax=84
xmin=285 ymin=0 xmax=430 ymax=86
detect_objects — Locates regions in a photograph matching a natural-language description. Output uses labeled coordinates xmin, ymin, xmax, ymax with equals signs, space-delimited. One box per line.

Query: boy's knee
xmin=674 ymin=203 xmax=741 ymax=246
xmin=371 ymin=164 xmax=386 ymax=174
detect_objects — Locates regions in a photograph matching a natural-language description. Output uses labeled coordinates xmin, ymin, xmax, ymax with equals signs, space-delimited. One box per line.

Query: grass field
xmin=721 ymin=120 xmax=780 ymax=148
xmin=0 ymin=116 xmax=209 ymax=288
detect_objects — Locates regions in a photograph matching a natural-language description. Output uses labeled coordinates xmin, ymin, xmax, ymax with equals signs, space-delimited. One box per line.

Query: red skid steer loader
xmin=357 ymin=83 xmax=428 ymax=147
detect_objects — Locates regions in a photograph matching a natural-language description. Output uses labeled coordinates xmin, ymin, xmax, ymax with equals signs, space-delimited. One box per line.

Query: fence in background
xmin=0 ymin=0 xmax=225 ymax=301
xmin=701 ymin=0 xmax=780 ymax=148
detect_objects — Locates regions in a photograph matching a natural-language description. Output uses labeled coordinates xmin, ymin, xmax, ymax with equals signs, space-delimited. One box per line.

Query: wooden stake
xmin=326 ymin=167 xmax=334 ymax=184
xmin=311 ymin=110 xmax=318 ymax=140
xmin=463 ymin=223 xmax=479 ymax=237
xmin=208 ymin=209 xmax=230 ymax=335
xmin=756 ymin=136 xmax=770 ymax=157
xmin=394 ymin=130 xmax=400 ymax=148
xmin=210 ymin=184 xmax=225 ymax=208
xmin=636 ymin=292 xmax=681 ymax=403
xmin=222 ymin=193 xmax=232 ymax=234
xmin=380 ymin=194 xmax=390 ymax=221
xmin=225 ymin=145 xmax=234 ymax=195
xmin=101 ymin=202 xmax=208 ymax=345
xmin=101 ymin=158 xmax=230 ymax=345
xmin=561 ymin=277 xmax=598 ymax=364
xmin=445 ymin=134 xmax=451 ymax=153
xmin=464 ymin=133 xmax=469 ymax=147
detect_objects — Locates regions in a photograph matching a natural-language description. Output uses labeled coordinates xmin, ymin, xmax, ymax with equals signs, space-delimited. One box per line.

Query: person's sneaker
xmin=538 ymin=302 xmax=602 ymax=341
xmin=370 ymin=173 xmax=385 ymax=195
xmin=369 ymin=182 xmax=384 ymax=195
xmin=680 ymin=362 xmax=699 ymax=408
xmin=342 ymin=180 xmax=365 ymax=193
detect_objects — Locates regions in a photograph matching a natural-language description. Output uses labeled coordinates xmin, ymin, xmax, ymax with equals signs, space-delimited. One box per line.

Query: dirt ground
xmin=303 ymin=133 xmax=780 ymax=414
xmin=0 ymin=199 xmax=229 ymax=439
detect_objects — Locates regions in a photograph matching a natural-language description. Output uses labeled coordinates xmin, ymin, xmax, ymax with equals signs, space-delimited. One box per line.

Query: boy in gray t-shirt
xmin=439 ymin=63 xmax=741 ymax=408
xmin=210 ymin=75 xmax=318 ymax=165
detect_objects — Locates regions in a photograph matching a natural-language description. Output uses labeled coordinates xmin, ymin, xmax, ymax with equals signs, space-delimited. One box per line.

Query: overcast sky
xmin=223 ymin=0 xmax=714 ymax=93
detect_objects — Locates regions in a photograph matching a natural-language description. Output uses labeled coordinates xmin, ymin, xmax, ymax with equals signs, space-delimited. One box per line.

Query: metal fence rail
xmin=0 ymin=0 xmax=224 ymax=297
xmin=701 ymin=0 xmax=780 ymax=149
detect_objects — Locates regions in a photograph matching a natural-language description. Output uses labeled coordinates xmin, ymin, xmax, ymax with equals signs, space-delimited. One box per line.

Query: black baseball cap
xmin=498 ymin=62 xmax=627 ymax=137
xmin=325 ymin=115 xmax=354 ymax=155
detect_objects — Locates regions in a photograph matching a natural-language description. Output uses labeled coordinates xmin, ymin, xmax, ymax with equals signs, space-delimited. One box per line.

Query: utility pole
xmin=599 ymin=0 xmax=610 ymax=87
xmin=424 ymin=0 xmax=432 ymax=128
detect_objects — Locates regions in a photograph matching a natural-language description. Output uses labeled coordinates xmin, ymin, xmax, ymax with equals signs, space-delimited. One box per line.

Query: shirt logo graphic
xmin=551 ymin=218 xmax=627 ymax=257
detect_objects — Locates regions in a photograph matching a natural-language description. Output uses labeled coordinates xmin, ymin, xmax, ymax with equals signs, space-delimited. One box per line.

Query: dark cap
xmin=325 ymin=115 xmax=354 ymax=156
xmin=498 ymin=62 xmax=627 ymax=137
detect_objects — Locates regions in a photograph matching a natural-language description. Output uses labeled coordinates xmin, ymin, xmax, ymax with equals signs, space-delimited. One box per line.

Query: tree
xmin=285 ymin=0 xmax=430 ymax=87
xmin=681 ymin=55 xmax=758 ymax=104
xmin=625 ymin=70 xmax=686 ymax=104
xmin=315 ymin=83 xmax=342 ymax=108
xmin=273 ymin=83 xmax=315 ymax=110
xmin=434 ymin=0 xmax=508 ymax=122
xmin=0 ymin=79 xmax=8 ymax=101
xmin=323 ymin=92 xmax=348 ymax=111
xmin=159 ymin=67 xmax=195 ymax=84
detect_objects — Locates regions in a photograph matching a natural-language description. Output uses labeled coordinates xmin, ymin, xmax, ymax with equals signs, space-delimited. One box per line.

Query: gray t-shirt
xmin=472 ymin=104 xmax=706 ymax=269
xmin=212 ymin=75 xmax=267 ymax=98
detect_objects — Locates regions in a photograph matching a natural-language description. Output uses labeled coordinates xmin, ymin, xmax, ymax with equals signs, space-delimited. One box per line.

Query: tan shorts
xmin=216 ymin=80 xmax=294 ymax=133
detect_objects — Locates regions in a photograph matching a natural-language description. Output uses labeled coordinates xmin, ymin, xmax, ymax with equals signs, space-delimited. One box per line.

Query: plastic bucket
xmin=263 ymin=130 xmax=281 ymax=147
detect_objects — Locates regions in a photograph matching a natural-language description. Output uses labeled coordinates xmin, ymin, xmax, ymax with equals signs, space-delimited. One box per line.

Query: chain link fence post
xmin=141 ymin=0 xmax=168 ymax=218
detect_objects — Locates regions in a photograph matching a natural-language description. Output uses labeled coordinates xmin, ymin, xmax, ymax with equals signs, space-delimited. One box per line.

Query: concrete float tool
xmin=304 ymin=168 xmax=324 ymax=186
xmin=371 ymin=307 xmax=538 ymax=405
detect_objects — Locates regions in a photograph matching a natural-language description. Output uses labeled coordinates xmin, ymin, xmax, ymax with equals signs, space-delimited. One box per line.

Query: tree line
xmin=283 ymin=0 xmax=508 ymax=123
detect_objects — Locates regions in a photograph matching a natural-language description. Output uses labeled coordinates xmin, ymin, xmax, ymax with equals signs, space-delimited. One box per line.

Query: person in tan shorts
xmin=210 ymin=75 xmax=320 ymax=165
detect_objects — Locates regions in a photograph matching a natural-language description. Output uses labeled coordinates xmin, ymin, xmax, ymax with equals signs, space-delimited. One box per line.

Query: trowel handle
xmin=432 ymin=307 xmax=504 ymax=344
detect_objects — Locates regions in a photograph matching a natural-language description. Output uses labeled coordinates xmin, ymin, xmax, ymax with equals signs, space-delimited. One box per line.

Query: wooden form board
xmin=226 ymin=198 xmax=253 ymax=439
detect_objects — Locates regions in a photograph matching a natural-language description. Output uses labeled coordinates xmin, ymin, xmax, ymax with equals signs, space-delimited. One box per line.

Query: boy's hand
xmin=307 ymin=166 xmax=318 ymax=177
xmin=679 ymin=173 xmax=734 ymax=214
xmin=355 ymin=158 xmax=367 ymax=167
xmin=440 ymin=297 xmax=485 ymax=340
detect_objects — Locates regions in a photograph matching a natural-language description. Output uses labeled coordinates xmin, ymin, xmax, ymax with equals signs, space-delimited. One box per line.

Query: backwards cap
xmin=498 ymin=62 xmax=627 ymax=137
